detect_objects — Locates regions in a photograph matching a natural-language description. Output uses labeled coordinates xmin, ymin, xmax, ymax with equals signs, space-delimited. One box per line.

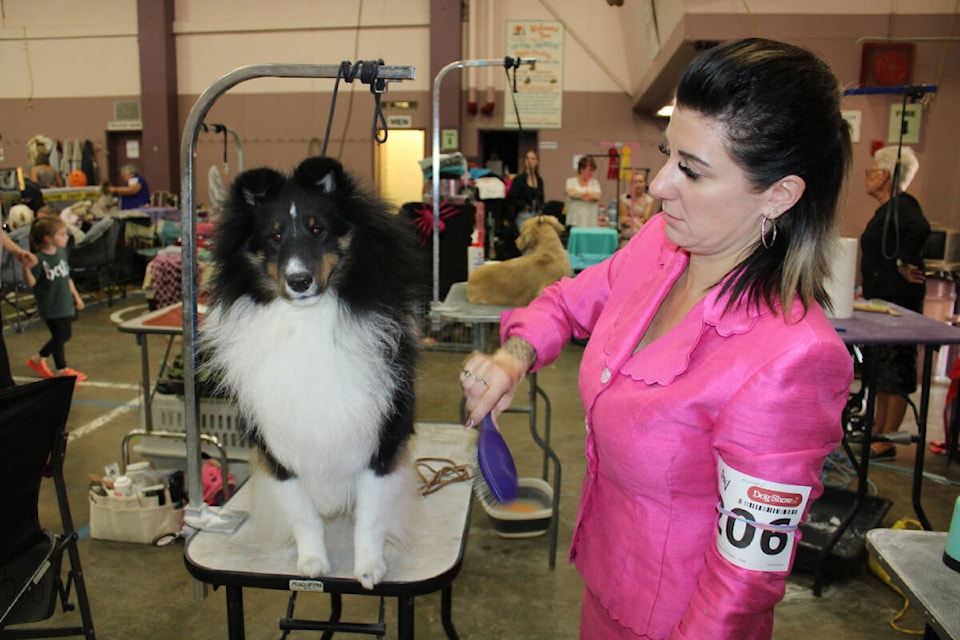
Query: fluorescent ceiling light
xmin=656 ymin=102 xmax=674 ymax=118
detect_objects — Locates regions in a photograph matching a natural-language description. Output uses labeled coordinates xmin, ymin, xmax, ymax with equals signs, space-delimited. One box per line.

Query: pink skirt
xmin=580 ymin=587 xmax=650 ymax=639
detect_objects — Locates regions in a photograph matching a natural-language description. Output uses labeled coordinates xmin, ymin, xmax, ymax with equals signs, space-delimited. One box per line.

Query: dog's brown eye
xmin=271 ymin=231 xmax=281 ymax=242
xmin=310 ymin=225 xmax=322 ymax=237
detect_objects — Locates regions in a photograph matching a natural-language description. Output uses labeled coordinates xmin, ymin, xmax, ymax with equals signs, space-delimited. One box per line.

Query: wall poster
xmin=504 ymin=20 xmax=564 ymax=130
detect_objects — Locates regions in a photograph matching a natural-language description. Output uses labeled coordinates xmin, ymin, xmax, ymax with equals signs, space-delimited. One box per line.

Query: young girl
xmin=23 ymin=217 xmax=87 ymax=381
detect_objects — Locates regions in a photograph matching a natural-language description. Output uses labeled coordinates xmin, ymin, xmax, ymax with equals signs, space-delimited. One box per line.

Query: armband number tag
xmin=715 ymin=457 xmax=811 ymax=572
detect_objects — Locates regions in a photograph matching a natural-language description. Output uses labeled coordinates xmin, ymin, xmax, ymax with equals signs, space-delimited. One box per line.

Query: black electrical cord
xmin=503 ymin=56 xmax=524 ymax=132
xmin=211 ymin=124 xmax=228 ymax=166
xmin=880 ymin=85 xmax=925 ymax=261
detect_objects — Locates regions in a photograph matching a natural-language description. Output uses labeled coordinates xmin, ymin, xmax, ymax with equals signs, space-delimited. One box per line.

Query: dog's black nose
xmin=286 ymin=273 xmax=314 ymax=293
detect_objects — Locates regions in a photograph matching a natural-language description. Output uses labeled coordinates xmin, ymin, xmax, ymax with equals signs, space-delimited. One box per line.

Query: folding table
xmin=816 ymin=304 xmax=960 ymax=595
xmin=183 ymin=422 xmax=474 ymax=639
xmin=566 ymin=226 xmax=618 ymax=271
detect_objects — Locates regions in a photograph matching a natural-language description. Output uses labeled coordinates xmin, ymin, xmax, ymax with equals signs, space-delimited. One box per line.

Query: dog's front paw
xmin=354 ymin=556 xmax=387 ymax=590
xmin=297 ymin=552 xmax=331 ymax=578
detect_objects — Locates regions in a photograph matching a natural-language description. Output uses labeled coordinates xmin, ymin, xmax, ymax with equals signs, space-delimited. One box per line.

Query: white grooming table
xmin=184 ymin=422 xmax=476 ymax=639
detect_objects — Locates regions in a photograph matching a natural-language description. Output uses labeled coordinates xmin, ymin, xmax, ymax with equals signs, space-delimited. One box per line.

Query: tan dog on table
xmin=466 ymin=215 xmax=572 ymax=307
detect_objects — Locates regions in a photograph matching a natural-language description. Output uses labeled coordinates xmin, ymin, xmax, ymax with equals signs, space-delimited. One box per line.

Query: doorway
xmin=478 ymin=129 xmax=538 ymax=178
xmin=374 ymin=129 xmax=426 ymax=208
xmin=105 ymin=130 xmax=143 ymax=186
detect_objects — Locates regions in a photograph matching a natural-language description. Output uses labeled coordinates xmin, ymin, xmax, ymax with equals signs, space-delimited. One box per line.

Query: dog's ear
xmin=516 ymin=224 xmax=532 ymax=252
xmin=547 ymin=215 xmax=564 ymax=234
xmin=293 ymin=156 xmax=353 ymax=196
xmin=230 ymin=167 xmax=285 ymax=210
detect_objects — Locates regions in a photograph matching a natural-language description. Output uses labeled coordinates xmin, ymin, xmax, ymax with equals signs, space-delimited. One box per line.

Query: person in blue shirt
xmin=107 ymin=163 xmax=151 ymax=210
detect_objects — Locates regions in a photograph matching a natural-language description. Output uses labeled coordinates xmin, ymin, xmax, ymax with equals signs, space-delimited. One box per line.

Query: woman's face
xmin=633 ymin=174 xmax=647 ymax=195
xmin=864 ymin=163 xmax=888 ymax=198
xmin=525 ymin=152 xmax=539 ymax=173
xmin=649 ymin=107 xmax=770 ymax=263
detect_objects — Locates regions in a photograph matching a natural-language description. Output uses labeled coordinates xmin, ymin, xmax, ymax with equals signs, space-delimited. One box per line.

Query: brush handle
xmin=477 ymin=414 xmax=519 ymax=503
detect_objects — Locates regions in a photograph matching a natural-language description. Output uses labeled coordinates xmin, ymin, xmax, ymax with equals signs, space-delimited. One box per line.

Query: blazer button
xmin=601 ymin=368 xmax=611 ymax=383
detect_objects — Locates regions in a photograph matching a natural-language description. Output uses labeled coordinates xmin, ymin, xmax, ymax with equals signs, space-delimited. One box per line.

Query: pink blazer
xmin=501 ymin=215 xmax=852 ymax=639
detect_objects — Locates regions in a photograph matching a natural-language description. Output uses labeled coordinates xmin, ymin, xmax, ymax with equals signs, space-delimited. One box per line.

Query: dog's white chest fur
xmin=202 ymin=294 xmax=400 ymax=513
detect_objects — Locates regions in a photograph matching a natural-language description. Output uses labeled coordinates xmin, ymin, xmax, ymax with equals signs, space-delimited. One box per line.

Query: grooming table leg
xmin=397 ymin=596 xmax=415 ymax=640
xmin=441 ymin=585 xmax=460 ymax=639
xmin=226 ymin=586 xmax=245 ymax=640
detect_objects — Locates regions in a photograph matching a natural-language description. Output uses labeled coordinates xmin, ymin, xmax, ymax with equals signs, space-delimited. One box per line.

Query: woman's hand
xmin=16 ymin=249 xmax=38 ymax=269
xmin=897 ymin=260 xmax=925 ymax=284
xmin=459 ymin=339 xmax=535 ymax=429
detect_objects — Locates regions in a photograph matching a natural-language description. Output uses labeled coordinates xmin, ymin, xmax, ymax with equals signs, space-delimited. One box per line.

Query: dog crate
xmin=149 ymin=393 xmax=249 ymax=453
xmin=793 ymin=486 xmax=893 ymax=582
xmin=416 ymin=300 xmax=475 ymax=352
xmin=132 ymin=394 xmax=253 ymax=483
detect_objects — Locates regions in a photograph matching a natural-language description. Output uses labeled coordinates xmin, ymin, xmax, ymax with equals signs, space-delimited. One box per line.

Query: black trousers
xmin=0 ymin=333 xmax=13 ymax=390
xmin=39 ymin=317 xmax=73 ymax=370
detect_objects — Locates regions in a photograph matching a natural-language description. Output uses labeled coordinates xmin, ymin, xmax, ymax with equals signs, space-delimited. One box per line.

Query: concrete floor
xmin=3 ymin=289 xmax=959 ymax=639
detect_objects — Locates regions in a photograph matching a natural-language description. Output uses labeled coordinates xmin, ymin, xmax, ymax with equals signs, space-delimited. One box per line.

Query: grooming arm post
xmin=178 ymin=65 xmax=416 ymax=593
xmin=431 ymin=57 xmax=537 ymax=305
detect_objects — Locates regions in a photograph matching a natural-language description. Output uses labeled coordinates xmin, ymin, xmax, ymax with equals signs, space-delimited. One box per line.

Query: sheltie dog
xmin=199 ymin=156 xmax=425 ymax=589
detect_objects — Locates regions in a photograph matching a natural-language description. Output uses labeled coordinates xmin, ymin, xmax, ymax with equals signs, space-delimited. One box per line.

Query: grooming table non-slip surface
xmin=183 ymin=422 xmax=475 ymax=639
xmin=866 ymin=529 xmax=960 ymax=639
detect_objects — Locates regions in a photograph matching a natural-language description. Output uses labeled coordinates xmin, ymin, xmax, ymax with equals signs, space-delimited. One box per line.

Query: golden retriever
xmin=466 ymin=215 xmax=572 ymax=307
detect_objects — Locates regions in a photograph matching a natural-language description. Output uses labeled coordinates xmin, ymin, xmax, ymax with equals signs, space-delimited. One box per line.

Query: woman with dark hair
xmin=506 ymin=148 xmax=545 ymax=230
xmin=565 ymin=155 xmax=602 ymax=227
xmin=459 ymin=38 xmax=853 ymax=639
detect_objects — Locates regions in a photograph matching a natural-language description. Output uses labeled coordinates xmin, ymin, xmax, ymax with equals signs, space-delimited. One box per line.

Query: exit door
xmin=105 ymin=130 xmax=143 ymax=186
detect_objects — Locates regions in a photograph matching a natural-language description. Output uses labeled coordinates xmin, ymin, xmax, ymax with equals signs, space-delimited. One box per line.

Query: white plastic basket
xmin=149 ymin=393 xmax=251 ymax=458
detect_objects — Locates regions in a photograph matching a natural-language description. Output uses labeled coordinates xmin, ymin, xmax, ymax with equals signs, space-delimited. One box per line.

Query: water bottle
xmin=945 ymin=495 xmax=960 ymax=572
xmin=607 ymin=201 xmax=618 ymax=230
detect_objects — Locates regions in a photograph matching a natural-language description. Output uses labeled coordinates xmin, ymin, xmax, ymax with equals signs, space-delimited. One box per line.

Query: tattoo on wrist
xmin=503 ymin=337 xmax=537 ymax=370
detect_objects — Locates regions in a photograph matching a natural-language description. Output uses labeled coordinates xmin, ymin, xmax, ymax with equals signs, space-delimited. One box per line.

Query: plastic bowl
xmin=479 ymin=476 xmax=554 ymax=538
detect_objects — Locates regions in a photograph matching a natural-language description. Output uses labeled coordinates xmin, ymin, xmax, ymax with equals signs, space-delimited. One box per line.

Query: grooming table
xmin=437 ymin=282 xmax=562 ymax=568
xmin=566 ymin=226 xmax=618 ymax=271
xmin=183 ymin=422 xmax=474 ymax=639
xmin=866 ymin=529 xmax=960 ymax=639
xmin=134 ymin=205 xmax=181 ymax=226
xmin=814 ymin=304 xmax=960 ymax=595
xmin=118 ymin=302 xmax=194 ymax=432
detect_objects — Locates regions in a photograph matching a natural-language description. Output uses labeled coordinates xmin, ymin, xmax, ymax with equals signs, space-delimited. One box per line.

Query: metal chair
xmin=0 ymin=376 xmax=96 ymax=638
xmin=0 ymin=227 xmax=34 ymax=332
xmin=69 ymin=215 xmax=124 ymax=306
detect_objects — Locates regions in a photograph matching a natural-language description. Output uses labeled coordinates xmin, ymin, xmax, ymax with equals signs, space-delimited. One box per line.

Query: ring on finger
xmin=461 ymin=368 xmax=488 ymax=386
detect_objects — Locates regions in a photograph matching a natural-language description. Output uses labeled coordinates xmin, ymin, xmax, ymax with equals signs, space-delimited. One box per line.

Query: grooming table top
xmin=866 ymin=529 xmax=960 ymax=639
xmin=184 ymin=421 xmax=476 ymax=597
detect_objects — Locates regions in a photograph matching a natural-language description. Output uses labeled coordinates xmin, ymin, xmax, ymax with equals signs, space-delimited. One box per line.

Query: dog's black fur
xmin=200 ymin=157 xmax=427 ymax=586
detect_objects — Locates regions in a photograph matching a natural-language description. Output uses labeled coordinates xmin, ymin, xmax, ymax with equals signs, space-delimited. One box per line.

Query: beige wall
xmin=1 ymin=0 xmax=957 ymax=238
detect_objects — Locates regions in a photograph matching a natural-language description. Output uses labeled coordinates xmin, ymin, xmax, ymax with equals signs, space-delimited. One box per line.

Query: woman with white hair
xmin=106 ymin=163 xmax=151 ymax=210
xmin=859 ymin=145 xmax=930 ymax=459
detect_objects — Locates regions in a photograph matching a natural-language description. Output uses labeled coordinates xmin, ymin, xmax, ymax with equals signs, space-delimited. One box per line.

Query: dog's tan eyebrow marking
xmin=289 ymin=202 xmax=297 ymax=220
